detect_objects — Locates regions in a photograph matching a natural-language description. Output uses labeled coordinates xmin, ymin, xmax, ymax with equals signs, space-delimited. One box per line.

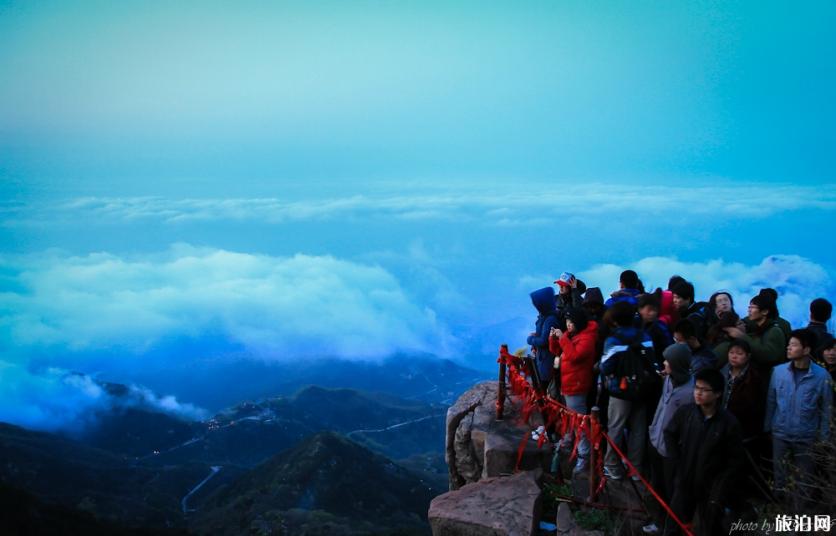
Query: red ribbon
xmin=497 ymin=346 xmax=693 ymax=536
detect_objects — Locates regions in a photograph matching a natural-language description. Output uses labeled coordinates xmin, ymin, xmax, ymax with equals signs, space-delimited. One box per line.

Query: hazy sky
xmin=1 ymin=1 xmax=834 ymax=428
xmin=2 ymin=1 xmax=835 ymax=197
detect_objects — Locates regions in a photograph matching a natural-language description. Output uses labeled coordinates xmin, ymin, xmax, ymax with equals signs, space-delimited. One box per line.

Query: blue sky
xmin=1 ymin=1 xmax=835 ymax=428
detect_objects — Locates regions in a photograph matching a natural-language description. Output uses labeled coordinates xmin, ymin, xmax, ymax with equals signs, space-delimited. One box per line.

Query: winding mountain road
xmin=181 ymin=465 xmax=222 ymax=513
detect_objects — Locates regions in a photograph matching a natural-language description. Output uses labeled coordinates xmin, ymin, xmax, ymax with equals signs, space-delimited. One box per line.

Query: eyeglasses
xmin=694 ymin=386 xmax=716 ymax=393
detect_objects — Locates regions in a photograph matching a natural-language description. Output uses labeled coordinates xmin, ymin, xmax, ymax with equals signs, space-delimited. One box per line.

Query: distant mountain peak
xmin=195 ymin=431 xmax=439 ymax=535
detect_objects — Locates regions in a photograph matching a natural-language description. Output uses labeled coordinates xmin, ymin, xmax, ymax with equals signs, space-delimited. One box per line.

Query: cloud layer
xmin=1 ymin=244 xmax=832 ymax=433
xmin=0 ymin=363 xmax=205 ymax=433
xmin=0 ymin=244 xmax=451 ymax=361
xmin=4 ymin=182 xmax=835 ymax=227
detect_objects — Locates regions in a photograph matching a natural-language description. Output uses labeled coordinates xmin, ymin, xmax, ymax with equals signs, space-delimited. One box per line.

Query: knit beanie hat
xmin=564 ymin=307 xmax=589 ymax=332
xmin=583 ymin=287 xmax=604 ymax=306
xmin=663 ymin=343 xmax=691 ymax=385
xmin=757 ymin=288 xmax=780 ymax=319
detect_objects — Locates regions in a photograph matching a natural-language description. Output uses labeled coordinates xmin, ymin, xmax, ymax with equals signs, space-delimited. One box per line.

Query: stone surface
xmin=428 ymin=470 xmax=542 ymax=536
xmin=446 ymin=381 xmax=550 ymax=490
xmin=555 ymin=502 xmax=576 ymax=534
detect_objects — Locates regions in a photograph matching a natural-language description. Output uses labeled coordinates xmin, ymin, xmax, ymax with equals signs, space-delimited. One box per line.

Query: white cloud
xmin=4 ymin=183 xmax=835 ymax=227
xmin=0 ymin=363 xmax=207 ymax=432
xmin=0 ymin=244 xmax=454 ymax=361
xmin=123 ymin=383 xmax=207 ymax=421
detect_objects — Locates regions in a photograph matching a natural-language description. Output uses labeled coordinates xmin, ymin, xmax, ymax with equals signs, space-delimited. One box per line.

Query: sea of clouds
xmin=1 ymin=243 xmax=832 ymax=432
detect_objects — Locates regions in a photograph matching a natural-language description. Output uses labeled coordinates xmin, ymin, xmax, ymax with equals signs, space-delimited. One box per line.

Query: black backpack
xmin=612 ymin=332 xmax=661 ymax=401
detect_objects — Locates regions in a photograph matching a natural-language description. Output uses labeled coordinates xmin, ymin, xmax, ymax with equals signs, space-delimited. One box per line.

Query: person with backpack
xmin=527 ymin=286 xmax=561 ymax=387
xmin=636 ymin=292 xmax=674 ymax=360
xmin=600 ymin=301 xmax=660 ymax=480
xmin=635 ymin=291 xmax=672 ymax=415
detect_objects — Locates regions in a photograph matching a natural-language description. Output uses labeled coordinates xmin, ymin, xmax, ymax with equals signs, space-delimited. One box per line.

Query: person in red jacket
xmin=549 ymin=307 xmax=599 ymax=473
xmin=657 ymin=275 xmax=685 ymax=328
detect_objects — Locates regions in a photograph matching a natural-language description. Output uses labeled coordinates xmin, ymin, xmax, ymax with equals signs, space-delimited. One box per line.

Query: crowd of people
xmin=525 ymin=270 xmax=834 ymax=535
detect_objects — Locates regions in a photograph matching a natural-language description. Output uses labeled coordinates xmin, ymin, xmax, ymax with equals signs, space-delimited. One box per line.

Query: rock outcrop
xmin=428 ymin=469 xmax=542 ymax=536
xmin=446 ymin=381 xmax=550 ymax=490
xmin=435 ymin=380 xmax=647 ymax=536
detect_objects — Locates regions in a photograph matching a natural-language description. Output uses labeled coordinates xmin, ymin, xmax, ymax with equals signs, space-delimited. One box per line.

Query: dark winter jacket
xmin=664 ymin=403 xmax=745 ymax=501
xmin=690 ymin=345 xmax=718 ymax=374
xmin=604 ymin=287 xmax=641 ymax=308
xmin=555 ymin=286 xmax=584 ymax=330
xmin=807 ymin=321 xmax=834 ymax=363
xmin=683 ymin=301 xmax=710 ymax=341
xmin=635 ymin=317 xmax=672 ymax=366
xmin=658 ymin=289 xmax=679 ymax=328
xmin=527 ymin=287 xmax=560 ymax=383
xmin=741 ymin=320 xmax=787 ymax=371
xmin=721 ymin=364 xmax=767 ymax=441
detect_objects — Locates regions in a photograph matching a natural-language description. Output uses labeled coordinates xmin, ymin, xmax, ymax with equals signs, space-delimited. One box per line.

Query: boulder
xmin=428 ymin=470 xmax=542 ymax=536
xmin=446 ymin=381 xmax=550 ymax=490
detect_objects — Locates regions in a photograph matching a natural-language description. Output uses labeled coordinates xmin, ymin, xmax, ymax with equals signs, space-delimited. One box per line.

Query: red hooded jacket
xmin=659 ymin=289 xmax=680 ymax=328
xmin=549 ymin=320 xmax=598 ymax=396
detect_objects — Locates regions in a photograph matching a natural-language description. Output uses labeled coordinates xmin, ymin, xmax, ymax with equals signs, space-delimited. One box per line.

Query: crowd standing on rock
xmin=526 ymin=270 xmax=834 ymax=536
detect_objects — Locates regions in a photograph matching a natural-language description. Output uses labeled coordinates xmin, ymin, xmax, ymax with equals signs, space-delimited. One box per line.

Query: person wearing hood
xmin=582 ymin=286 xmax=608 ymax=355
xmin=582 ymin=287 xmax=606 ymax=322
xmin=549 ymin=307 xmax=598 ymax=473
xmin=527 ymin=286 xmax=560 ymax=385
xmin=657 ymin=276 xmax=685 ymax=328
xmin=643 ymin=343 xmax=693 ymax=536
xmin=672 ymin=319 xmax=717 ymax=374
